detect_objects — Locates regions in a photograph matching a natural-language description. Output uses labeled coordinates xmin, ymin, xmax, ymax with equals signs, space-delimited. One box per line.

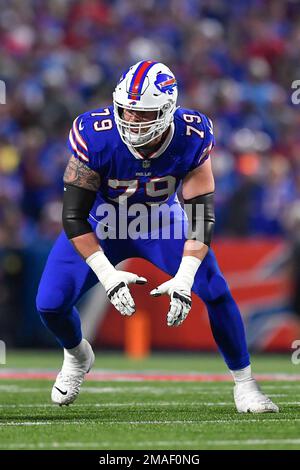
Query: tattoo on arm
xmin=63 ymin=156 xmax=101 ymax=192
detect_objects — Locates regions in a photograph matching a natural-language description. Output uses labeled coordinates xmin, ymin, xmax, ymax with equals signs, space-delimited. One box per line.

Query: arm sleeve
xmin=62 ymin=184 xmax=96 ymax=240
xmin=183 ymin=192 xmax=215 ymax=247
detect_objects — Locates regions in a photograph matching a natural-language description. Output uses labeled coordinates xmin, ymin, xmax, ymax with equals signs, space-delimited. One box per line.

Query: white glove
xmin=150 ymin=256 xmax=201 ymax=326
xmin=86 ymin=251 xmax=147 ymax=316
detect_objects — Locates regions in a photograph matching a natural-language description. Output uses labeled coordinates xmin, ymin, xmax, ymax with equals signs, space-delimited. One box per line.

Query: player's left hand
xmin=150 ymin=279 xmax=192 ymax=327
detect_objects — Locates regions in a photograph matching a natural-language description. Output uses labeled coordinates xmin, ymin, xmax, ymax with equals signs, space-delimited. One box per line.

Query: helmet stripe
xmin=128 ymin=60 xmax=157 ymax=100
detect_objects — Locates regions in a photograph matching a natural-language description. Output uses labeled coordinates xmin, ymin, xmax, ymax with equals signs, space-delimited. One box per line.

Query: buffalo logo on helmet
xmin=154 ymin=73 xmax=177 ymax=95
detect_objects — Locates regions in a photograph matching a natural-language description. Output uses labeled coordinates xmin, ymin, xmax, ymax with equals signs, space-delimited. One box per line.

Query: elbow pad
xmin=62 ymin=184 xmax=96 ymax=239
xmin=183 ymin=192 xmax=215 ymax=247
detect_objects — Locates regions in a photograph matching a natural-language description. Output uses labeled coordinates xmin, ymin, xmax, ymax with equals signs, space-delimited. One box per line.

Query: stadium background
xmin=0 ymin=0 xmax=300 ymax=354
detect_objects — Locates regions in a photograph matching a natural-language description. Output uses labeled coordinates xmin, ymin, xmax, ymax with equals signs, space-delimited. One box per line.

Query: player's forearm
xmin=183 ymin=239 xmax=209 ymax=261
xmin=175 ymin=192 xmax=215 ymax=283
xmin=70 ymin=232 xmax=102 ymax=260
xmin=172 ymin=241 xmax=206 ymax=292
xmin=182 ymin=159 xmax=215 ymax=261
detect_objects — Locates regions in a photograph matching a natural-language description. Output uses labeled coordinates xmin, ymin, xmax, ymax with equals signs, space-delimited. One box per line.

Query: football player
xmin=36 ymin=60 xmax=278 ymax=413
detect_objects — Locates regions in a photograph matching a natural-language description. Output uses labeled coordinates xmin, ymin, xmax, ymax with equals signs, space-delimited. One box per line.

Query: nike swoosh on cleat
xmin=54 ymin=386 xmax=68 ymax=395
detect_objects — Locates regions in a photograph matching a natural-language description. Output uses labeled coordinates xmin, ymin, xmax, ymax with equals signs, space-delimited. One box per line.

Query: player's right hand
xmin=86 ymin=251 xmax=147 ymax=316
xmin=105 ymin=271 xmax=147 ymax=316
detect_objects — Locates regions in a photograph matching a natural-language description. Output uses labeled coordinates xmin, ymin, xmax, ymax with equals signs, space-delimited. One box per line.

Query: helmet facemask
xmin=114 ymin=99 xmax=176 ymax=148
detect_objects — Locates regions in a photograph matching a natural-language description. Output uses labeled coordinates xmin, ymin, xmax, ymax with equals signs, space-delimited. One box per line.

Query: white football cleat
xmin=234 ymin=378 xmax=279 ymax=413
xmin=51 ymin=339 xmax=95 ymax=406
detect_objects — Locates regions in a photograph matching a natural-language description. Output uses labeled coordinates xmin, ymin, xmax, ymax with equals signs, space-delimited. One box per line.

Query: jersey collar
xmin=126 ymin=123 xmax=175 ymax=160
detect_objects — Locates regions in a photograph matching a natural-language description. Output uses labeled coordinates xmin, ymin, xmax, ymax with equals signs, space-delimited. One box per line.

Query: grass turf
xmin=0 ymin=352 xmax=299 ymax=450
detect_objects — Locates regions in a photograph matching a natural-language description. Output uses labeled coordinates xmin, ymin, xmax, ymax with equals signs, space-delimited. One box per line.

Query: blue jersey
xmin=68 ymin=105 xmax=214 ymax=218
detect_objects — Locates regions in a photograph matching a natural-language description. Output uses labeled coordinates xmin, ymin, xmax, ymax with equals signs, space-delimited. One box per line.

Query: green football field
xmin=0 ymin=351 xmax=300 ymax=450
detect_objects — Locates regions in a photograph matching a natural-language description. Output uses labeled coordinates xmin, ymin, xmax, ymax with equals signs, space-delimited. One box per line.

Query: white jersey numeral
xmin=183 ymin=113 xmax=202 ymax=124
xmin=91 ymin=108 xmax=111 ymax=116
xmin=94 ymin=119 xmax=113 ymax=131
xmin=183 ymin=113 xmax=204 ymax=139
xmin=108 ymin=179 xmax=138 ymax=203
xmin=145 ymin=176 xmax=176 ymax=203
xmin=91 ymin=109 xmax=113 ymax=131
xmin=107 ymin=175 xmax=176 ymax=203
xmin=185 ymin=125 xmax=204 ymax=138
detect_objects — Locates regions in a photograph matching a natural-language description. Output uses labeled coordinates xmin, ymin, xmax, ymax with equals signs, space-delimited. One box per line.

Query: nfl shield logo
xmin=142 ymin=160 xmax=151 ymax=168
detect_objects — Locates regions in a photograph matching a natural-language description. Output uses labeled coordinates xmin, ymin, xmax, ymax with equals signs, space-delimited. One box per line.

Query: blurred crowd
xmin=1 ymin=0 xmax=300 ymax=344
xmin=1 ymin=0 xmax=300 ymax=249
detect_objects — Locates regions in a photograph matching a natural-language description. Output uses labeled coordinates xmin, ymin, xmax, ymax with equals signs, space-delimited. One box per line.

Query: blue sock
xmin=205 ymin=291 xmax=250 ymax=370
xmin=39 ymin=307 xmax=82 ymax=349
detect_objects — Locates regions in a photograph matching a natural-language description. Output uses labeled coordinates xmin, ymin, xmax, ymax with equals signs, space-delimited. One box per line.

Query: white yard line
xmin=206 ymin=439 xmax=300 ymax=446
xmin=0 ymin=417 xmax=300 ymax=426
xmin=0 ymin=440 xmax=204 ymax=448
xmin=0 ymin=421 xmax=83 ymax=426
xmin=0 ymin=399 xmax=297 ymax=408
xmin=2 ymin=438 xmax=300 ymax=449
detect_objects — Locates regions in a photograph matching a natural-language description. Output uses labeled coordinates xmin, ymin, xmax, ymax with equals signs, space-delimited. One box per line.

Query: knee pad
xmin=205 ymin=289 xmax=233 ymax=309
xmin=36 ymin=287 xmax=71 ymax=315
xmin=207 ymin=273 xmax=231 ymax=302
xmin=194 ymin=272 xmax=230 ymax=303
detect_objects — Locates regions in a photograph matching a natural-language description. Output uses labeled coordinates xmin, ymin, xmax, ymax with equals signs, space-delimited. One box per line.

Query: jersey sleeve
xmin=67 ymin=115 xmax=97 ymax=170
xmin=190 ymin=114 xmax=215 ymax=171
